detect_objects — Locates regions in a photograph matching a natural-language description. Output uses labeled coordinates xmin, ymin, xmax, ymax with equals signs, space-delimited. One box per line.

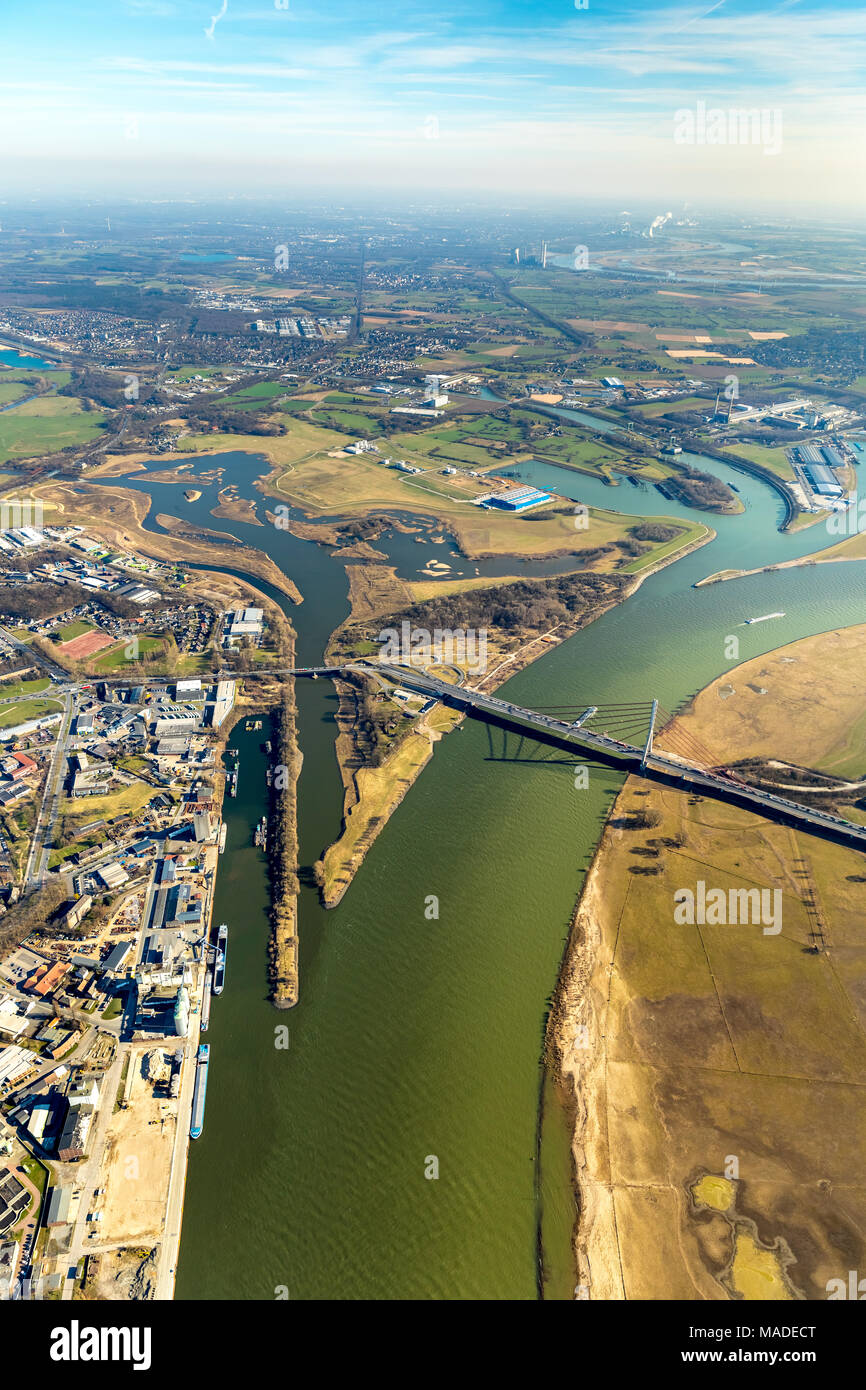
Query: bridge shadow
xmin=470 ymin=705 xmax=637 ymax=775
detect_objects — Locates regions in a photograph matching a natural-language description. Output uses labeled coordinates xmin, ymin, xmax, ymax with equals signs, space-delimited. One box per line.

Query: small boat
xmin=745 ymin=612 xmax=785 ymax=625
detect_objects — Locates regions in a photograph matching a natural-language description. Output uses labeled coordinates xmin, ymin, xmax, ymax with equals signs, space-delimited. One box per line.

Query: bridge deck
xmin=292 ymin=663 xmax=866 ymax=855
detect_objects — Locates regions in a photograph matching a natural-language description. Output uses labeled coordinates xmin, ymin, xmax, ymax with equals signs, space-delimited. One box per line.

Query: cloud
xmin=204 ymin=0 xmax=228 ymax=42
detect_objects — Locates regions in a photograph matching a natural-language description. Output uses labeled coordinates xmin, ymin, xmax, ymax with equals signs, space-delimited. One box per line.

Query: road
xmin=23 ymin=688 xmax=77 ymax=890
xmin=297 ymin=661 xmax=866 ymax=855
xmin=153 ymin=985 xmax=202 ymax=1300
xmin=60 ymin=1042 xmax=125 ymax=1299
xmin=0 ymin=622 xmax=70 ymax=682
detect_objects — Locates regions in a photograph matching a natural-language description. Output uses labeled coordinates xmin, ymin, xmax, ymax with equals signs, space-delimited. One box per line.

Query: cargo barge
xmin=212 ymin=924 xmax=228 ymax=996
xmin=190 ymin=1043 xmax=210 ymax=1140
xmin=200 ymin=970 xmax=212 ymax=1032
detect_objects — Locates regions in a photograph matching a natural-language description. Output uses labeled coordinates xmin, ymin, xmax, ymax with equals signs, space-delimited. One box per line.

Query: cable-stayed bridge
xmin=293 ymin=662 xmax=866 ymax=854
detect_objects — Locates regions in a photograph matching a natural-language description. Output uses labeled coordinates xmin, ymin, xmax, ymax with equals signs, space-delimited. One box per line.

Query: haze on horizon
xmin=2 ymin=0 xmax=864 ymax=211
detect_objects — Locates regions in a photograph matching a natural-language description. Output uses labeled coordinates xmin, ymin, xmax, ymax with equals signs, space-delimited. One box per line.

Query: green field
xmin=632 ymin=396 xmax=709 ymax=418
xmin=91 ymin=635 xmax=164 ymax=670
xmin=220 ymin=381 xmax=289 ymax=409
xmin=0 ymin=395 xmax=106 ymax=463
xmin=52 ymin=619 xmax=93 ymax=642
xmin=724 ymin=442 xmax=796 ymax=480
xmin=0 ymin=677 xmax=50 ymax=698
xmin=0 ymin=697 xmax=61 ymax=727
xmin=0 ymin=382 xmax=33 ymax=406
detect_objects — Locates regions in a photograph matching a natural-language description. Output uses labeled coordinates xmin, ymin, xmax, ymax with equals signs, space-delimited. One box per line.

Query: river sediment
xmin=267 ymin=681 xmax=302 ymax=1007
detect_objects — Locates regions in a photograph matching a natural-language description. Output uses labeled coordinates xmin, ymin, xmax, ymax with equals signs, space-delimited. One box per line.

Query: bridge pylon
xmin=641 ymin=699 xmax=658 ymax=771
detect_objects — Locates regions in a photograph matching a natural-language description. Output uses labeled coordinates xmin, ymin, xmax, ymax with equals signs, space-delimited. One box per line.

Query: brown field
xmin=556 ymin=622 xmax=866 ymax=1301
xmin=655 ymin=333 xmax=713 ymax=343
xmin=661 ymin=624 xmax=866 ymax=779
xmin=98 ymin=1052 xmax=176 ymax=1246
xmin=61 ymin=629 xmax=115 ymax=659
xmin=566 ymin=318 xmax=650 ymax=332
xmin=665 ymin=350 xmax=757 ymax=364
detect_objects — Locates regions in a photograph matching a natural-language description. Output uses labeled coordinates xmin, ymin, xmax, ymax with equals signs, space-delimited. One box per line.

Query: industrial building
xmin=0 ymin=1168 xmax=30 ymax=1235
xmin=45 ymin=1184 xmax=73 ymax=1227
xmin=801 ymin=462 xmax=844 ymax=498
xmin=27 ymin=1100 xmax=52 ymax=1146
xmin=478 ymin=485 xmax=553 ymax=512
xmin=102 ymin=941 xmax=133 ymax=977
xmin=57 ymin=895 xmax=93 ymax=933
xmin=133 ymin=981 xmax=190 ymax=1039
xmin=96 ymin=861 xmax=129 ymax=892
xmin=56 ymin=1103 xmax=93 ymax=1162
xmin=204 ymin=679 xmax=235 ymax=729
xmin=223 ymin=608 xmax=263 ymax=646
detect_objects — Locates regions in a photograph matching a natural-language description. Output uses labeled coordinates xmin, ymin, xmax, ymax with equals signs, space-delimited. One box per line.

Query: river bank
xmin=71 ymin=435 xmax=866 ymax=1300
xmin=37 ymin=477 xmax=304 ymax=605
xmin=696 ymin=527 xmax=866 ymax=585
xmin=320 ymin=522 xmax=715 ymax=908
xmin=267 ymin=683 xmax=302 ymax=1007
xmin=552 ymin=621 xmax=866 ymax=1300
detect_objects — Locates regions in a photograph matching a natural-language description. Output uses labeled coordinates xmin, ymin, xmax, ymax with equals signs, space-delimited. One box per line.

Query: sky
xmin=2 ymin=0 xmax=865 ymax=207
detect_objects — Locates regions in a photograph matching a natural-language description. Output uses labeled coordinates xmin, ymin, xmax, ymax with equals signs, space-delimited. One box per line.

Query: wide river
xmin=93 ymin=429 xmax=863 ymax=1299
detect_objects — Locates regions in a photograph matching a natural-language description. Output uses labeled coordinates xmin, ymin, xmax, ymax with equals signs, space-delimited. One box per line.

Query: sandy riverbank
xmin=551 ymin=621 xmax=866 ymax=1301
xmin=319 ymin=523 xmax=715 ymax=908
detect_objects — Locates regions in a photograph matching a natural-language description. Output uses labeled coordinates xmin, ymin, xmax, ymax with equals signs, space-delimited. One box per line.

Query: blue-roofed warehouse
xmin=802 ymin=462 xmax=843 ymax=497
xmin=485 ymin=485 xmax=553 ymax=512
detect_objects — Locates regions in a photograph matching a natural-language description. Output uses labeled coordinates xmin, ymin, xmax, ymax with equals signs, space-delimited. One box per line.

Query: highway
xmin=293 ymin=662 xmax=866 ymax=855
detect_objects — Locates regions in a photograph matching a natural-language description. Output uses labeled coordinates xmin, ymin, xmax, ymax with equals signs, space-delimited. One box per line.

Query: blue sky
xmin=2 ymin=0 xmax=864 ymax=205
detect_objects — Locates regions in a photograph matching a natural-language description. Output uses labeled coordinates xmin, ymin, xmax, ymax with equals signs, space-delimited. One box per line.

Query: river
xmin=91 ymin=437 xmax=865 ymax=1299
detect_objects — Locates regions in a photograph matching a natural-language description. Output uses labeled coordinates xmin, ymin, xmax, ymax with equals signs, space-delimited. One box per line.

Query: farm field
xmin=0 ymin=394 xmax=106 ymax=463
